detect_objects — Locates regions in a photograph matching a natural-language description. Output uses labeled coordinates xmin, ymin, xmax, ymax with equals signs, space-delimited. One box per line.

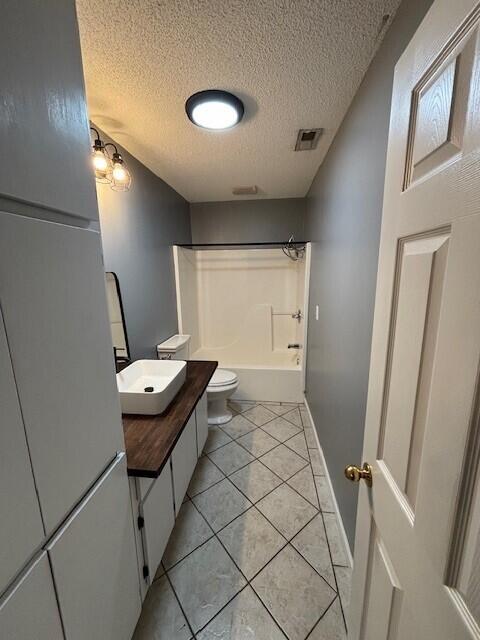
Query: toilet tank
xmin=156 ymin=334 xmax=190 ymax=360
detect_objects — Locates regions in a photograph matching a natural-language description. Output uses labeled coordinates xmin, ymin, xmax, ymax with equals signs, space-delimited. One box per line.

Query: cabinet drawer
xmin=171 ymin=414 xmax=198 ymax=514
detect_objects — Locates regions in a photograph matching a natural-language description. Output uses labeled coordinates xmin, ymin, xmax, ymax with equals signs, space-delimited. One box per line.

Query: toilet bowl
xmin=207 ymin=369 xmax=239 ymax=425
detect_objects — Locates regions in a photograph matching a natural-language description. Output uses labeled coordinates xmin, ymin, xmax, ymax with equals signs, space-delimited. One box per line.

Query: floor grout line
xmin=163 ymin=568 xmax=196 ymax=639
xmin=187 ymin=500 xmax=291 ymax=638
xmin=161 ymin=502 xmax=217 ymax=574
xmin=169 ymin=477 xmax=338 ymax=619
xmin=306 ymin=432 xmax=349 ymax=633
xmin=196 ymin=423 xmax=326 ymax=525
xmin=145 ymin=402 xmax=348 ymax=640
xmin=189 ymin=500 xmax=333 ymax=639
xmin=303 ymin=594 xmax=340 ymax=639
xmin=175 ymin=461 xmax=338 ymax=591
xmin=169 ymin=523 xmax=337 ymax=639
xmin=226 ymin=402 xmax=305 ymax=433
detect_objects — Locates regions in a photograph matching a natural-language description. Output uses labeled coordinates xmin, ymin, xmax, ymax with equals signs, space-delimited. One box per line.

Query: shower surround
xmin=173 ymin=246 xmax=310 ymax=402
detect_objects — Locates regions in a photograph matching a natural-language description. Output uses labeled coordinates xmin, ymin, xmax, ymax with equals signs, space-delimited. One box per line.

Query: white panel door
xmin=0 ymin=307 xmax=45 ymax=595
xmin=195 ymin=391 xmax=209 ymax=456
xmin=350 ymin=2 xmax=480 ymax=638
xmin=47 ymin=454 xmax=141 ymax=640
xmin=0 ymin=1 xmax=98 ymax=221
xmin=172 ymin=414 xmax=198 ymax=514
xmin=140 ymin=463 xmax=175 ymax=583
xmin=0 ymin=553 xmax=64 ymax=640
xmin=0 ymin=213 xmax=124 ymax=532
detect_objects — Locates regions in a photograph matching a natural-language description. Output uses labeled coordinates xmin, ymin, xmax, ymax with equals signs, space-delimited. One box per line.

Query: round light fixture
xmin=185 ymin=90 xmax=244 ymax=130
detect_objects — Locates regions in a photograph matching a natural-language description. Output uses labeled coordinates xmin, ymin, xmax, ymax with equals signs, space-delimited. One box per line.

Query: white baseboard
xmin=303 ymin=395 xmax=353 ymax=568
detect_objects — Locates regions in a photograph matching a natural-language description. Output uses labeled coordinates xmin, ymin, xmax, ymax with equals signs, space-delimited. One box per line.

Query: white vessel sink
xmin=117 ymin=359 xmax=187 ymax=415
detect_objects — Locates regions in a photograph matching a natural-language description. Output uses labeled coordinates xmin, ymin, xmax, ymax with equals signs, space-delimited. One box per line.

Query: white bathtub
xmin=191 ymin=348 xmax=303 ymax=403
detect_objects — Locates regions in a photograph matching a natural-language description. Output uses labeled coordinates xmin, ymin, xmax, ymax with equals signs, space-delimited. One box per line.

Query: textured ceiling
xmin=76 ymin=0 xmax=400 ymax=202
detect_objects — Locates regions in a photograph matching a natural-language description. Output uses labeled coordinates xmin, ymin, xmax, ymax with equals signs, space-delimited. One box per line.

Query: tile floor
xmin=133 ymin=401 xmax=352 ymax=640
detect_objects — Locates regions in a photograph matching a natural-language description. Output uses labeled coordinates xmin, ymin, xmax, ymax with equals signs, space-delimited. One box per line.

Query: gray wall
xmin=304 ymin=0 xmax=433 ymax=550
xmin=96 ymin=130 xmax=191 ymax=360
xmin=190 ymin=198 xmax=305 ymax=244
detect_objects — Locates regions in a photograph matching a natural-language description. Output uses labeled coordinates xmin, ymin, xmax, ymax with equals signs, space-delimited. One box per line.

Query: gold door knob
xmin=345 ymin=463 xmax=373 ymax=487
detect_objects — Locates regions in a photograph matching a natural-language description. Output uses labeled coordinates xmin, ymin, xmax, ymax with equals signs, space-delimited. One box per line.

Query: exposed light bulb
xmin=112 ymin=163 xmax=127 ymax=182
xmin=92 ymin=150 xmax=108 ymax=172
xmin=110 ymin=152 xmax=131 ymax=191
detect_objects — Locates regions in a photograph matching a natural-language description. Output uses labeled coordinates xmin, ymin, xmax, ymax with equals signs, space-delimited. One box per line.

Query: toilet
xmin=156 ymin=334 xmax=191 ymax=360
xmin=156 ymin=334 xmax=238 ymax=424
xmin=206 ymin=368 xmax=238 ymax=425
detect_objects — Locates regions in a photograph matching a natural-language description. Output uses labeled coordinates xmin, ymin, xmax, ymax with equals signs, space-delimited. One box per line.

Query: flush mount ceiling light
xmin=89 ymin=127 xmax=132 ymax=191
xmin=185 ymin=90 xmax=244 ymax=130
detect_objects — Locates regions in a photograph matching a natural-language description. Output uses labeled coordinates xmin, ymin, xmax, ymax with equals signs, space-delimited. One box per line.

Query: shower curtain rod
xmin=177 ymin=241 xmax=307 ymax=248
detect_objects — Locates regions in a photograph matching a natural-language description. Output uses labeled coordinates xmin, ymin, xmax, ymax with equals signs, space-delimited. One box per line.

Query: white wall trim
xmin=301 ymin=242 xmax=311 ymax=393
xmin=172 ymin=245 xmax=184 ymax=334
xmin=304 ymin=395 xmax=354 ymax=568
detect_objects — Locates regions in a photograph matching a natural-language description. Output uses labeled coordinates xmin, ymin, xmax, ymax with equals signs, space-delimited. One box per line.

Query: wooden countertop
xmin=123 ymin=360 xmax=217 ymax=478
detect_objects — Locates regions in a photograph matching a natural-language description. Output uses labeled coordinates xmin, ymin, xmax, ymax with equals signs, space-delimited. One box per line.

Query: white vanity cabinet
xmin=172 ymin=413 xmax=198 ymax=514
xmin=131 ymin=387 xmax=212 ymax=591
xmin=195 ymin=391 xmax=209 ymax=456
xmin=0 ymin=554 xmax=65 ymax=640
xmin=46 ymin=454 xmax=141 ymax=640
xmin=0 ymin=309 xmax=45 ymax=595
xmin=0 ymin=213 xmax=125 ymax=533
xmin=0 ymin=1 xmax=98 ymax=221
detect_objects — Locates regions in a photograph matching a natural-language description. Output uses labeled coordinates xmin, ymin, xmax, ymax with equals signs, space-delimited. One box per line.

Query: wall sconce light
xmin=90 ymin=127 xmax=132 ymax=191
xmin=90 ymin=127 xmax=112 ymax=183
xmin=109 ymin=148 xmax=132 ymax=192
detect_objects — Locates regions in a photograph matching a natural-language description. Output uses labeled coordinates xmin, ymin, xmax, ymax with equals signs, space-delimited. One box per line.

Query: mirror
xmin=105 ymin=272 xmax=130 ymax=362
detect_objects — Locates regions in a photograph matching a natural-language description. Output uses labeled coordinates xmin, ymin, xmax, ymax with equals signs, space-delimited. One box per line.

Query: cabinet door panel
xmin=128 ymin=479 xmax=148 ymax=602
xmin=0 ymin=1 xmax=97 ymax=221
xmin=0 ymin=308 xmax=44 ymax=594
xmin=47 ymin=454 xmax=141 ymax=640
xmin=140 ymin=463 xmax=175 ymax=583
xmin=0 ymin=213 xmax=124 ymax=531
xmin=195 ymin=392 xmax=208 ymax=457
xmin=172 ymin=415 xmax=198 ymax=514
xmin=0 ymin=554 xmax=64 ymax=640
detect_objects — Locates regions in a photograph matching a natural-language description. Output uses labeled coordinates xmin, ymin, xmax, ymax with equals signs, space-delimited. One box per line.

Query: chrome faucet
xmin=113 ymin=347 xmax=131 ymax=373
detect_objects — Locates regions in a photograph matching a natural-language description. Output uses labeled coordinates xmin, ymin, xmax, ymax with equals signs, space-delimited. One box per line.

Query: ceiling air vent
xmin=232 ymin=185 xmax=258 ymax=196
xmin=295 ymin=128 xmax=323 ymax=151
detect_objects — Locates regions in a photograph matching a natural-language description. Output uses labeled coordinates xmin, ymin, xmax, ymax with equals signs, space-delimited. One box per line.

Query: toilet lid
xmin=209 ymin=369 xmax=238 ymax=387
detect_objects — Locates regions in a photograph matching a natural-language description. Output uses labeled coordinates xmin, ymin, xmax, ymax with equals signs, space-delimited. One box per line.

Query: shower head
xmin=282 ymin=236 xmax=306 ymax=261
